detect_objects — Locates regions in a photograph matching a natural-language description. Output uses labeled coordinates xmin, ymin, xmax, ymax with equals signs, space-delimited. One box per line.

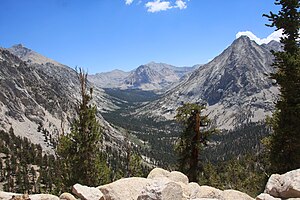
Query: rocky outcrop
xmin=1 ymin=168 xmax=299 ymax=200
xmin=256 ymin=169 xmax=300 ymax=200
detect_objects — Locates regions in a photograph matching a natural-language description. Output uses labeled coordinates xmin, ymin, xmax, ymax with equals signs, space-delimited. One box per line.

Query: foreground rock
xmin=0 ymin=192 xmax=64 ymax=200
xmin=29 ymin=194 xmax=60 ymax=200
xmin=72 ymin=183 xmax=104 ymax=200
xmin=256 ymin=168 xmax=300 ymax=200
xmin=0 ymin=192 xmax=60 ymax=200
xmin=98 ymin=177 xmax=153 ymax=200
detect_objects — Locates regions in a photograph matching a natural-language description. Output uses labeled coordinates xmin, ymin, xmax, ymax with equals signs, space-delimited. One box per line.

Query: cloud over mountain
xmin=236 ymin=29 xmax=283 ymax=45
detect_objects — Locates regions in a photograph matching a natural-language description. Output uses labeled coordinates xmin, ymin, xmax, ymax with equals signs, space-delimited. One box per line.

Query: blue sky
xmin=0 ymin=0 xmax=280 ymax=74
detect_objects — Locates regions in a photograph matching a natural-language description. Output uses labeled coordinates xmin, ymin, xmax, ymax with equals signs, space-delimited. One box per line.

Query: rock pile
xmin=1 ymin=168 xmax=299 ymax=200
xmin=98 ymin=168 xmax=253 ymax=200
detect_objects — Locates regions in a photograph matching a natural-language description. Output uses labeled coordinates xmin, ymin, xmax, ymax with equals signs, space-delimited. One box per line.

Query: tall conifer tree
xmin=264 ymin=0 xmax=300 ymax=173
xmin=57 ymin=68 xmax=110 ymax=189
xmin=175 ymin=103 xmax=216 ymax=182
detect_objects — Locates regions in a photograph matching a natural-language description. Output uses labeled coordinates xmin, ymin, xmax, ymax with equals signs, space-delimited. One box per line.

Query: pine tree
xmin=264 ymin=0 xmax=300 ymax=173
xmin=175 ymin=103 xmax=216 ymax=182
xmin=57 ymin=68 xmax=110 ymax=189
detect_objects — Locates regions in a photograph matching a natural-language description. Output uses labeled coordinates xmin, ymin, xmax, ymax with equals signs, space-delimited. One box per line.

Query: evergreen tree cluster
xmin=204 ymin=122 xmax=270 ymax=163
xmin=0 ymin=128 xmax=59 ymax=194
xmin=0 ymin=127 xmax=147 ymax=195
xmin=199 ymin=153 xmax=268 ymax=198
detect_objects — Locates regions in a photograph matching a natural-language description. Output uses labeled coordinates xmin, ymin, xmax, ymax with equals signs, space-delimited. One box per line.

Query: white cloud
xmin=125 ymin=0 xmax=134 ymax=5
xmin=236 ymin=29 xmax=283 ymax=45
xmin=145 ymin=0 xmax=173 ymax=13
xmin=175 ymin=0 xmax=187 ymax=10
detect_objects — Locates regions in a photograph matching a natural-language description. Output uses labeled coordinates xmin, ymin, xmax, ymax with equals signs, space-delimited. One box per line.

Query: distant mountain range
xmin=135 ymin=36 xmax=281 ymax=129
xmin=88 ymin=62 xmax=198 ymax=91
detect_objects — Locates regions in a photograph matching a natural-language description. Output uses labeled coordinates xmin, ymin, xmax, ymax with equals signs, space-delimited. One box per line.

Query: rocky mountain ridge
xmin=135 ymin=36 xmax=281 ymax=130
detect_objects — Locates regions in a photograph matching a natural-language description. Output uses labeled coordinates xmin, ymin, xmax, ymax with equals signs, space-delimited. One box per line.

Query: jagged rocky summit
xmin=1 ymin=168 xmax=299 ymax=200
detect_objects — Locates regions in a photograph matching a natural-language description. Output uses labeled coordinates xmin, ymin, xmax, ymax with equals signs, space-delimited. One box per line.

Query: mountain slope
xmin=136 ymin=36 xmax=280 ymax=129
xmin=0 ymin=46 xmax=123 ymax=153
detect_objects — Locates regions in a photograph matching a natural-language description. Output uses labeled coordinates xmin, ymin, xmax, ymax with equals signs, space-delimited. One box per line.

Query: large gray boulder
xmin=98 ymin=177 xmax=153 ymax=200
xmin=265 ymin=169 xmax=300 ymax=198
xmin=72 ymin=183 xmax=104 ymax=200
xmin=147 ymin=168 xmax=189 ymax=185
xmin=195 ymin=185 xmax=223 ymax=199
xmin=222 ymin=190 xmax=254 ymax=200
xmin=137 ymin=180 xmax=184 ymax=200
